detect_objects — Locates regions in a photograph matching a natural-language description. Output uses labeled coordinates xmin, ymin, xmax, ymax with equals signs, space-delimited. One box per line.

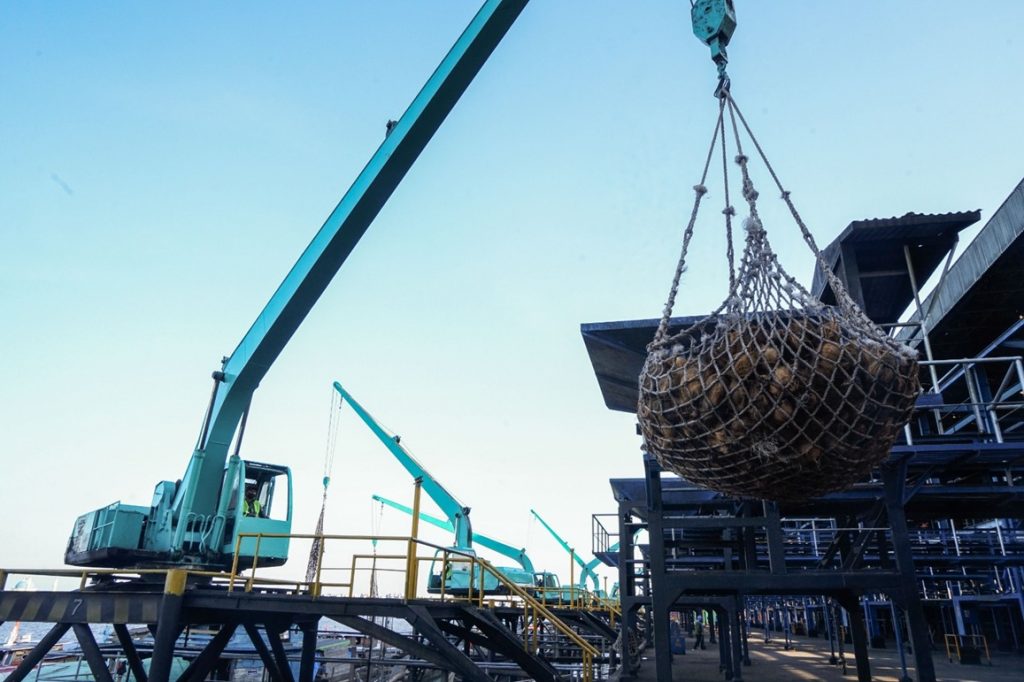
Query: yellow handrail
xmin=3 ymin=530 xmax=607 ymax=682
xmin=227 ymin=532 xmax=600 ymax=681
xmin=944 ymin=633 xmax=991 ymax=664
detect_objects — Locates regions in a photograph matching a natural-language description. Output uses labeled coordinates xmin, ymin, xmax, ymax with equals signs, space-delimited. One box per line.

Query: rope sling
xmin=638 ymin=92 xmax=920 ymax=502
xmin=305 ymin=389 xmax=342 ymax=583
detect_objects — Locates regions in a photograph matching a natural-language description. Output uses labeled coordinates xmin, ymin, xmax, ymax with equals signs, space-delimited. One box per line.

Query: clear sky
xmin=1 ymin=1 xmax=1023 ymax=590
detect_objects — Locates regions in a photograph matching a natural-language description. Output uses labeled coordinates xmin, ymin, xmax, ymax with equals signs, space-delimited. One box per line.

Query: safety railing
xmin=229 ymin=532 xmax=602 ymax=681
xmin=592 ymin=514 xmax=617 ymax=556
xmin=943 ymin=633 xmax=992 ymax=665
xmin=905 ymin=356 xmax=1024 ymax=444
xmin=3 ymin=540 xmax=604 ymax=681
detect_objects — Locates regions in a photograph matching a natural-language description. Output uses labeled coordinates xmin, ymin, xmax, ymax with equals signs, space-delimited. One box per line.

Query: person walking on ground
xmin=694 ymin=615 xmax=706 ymax=650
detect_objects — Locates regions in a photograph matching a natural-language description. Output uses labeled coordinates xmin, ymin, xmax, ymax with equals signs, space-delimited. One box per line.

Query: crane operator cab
xmin=220 ymin=460 xmax=292 ymax=567
xmin=534 ymin=571 xmax=561 ymax=596
xmin=427 ymin=547 xmax=500 ymax=596
xmin=64 ymin=458 xmax=292 ymax=571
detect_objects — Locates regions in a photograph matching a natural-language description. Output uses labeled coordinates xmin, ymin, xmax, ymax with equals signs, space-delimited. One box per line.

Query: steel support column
xmin=113 ymin=623 xmax=149 ymax=682
xmin=298 ymin=622 xmax=318 ymax=682
xmin=840 ymin=595 xmax=872 ymax=682
xmin=179 ymin=623 xmax=237 ymax=682
xmin=727 ymin=603 xmax=743 ymax=681
xmin=150 ymin=570 xmax=186 ymax=682
xmin=719 ymin=607 xmax=733 ymax=679
xmin=883 ymin=459 xmax=937 ymax=682
xmin=733 ymin=596 xmax=748 ymax=674
xmin=645 ymin=456 xmax=675 ymax=682
xmin=243 ymin=624 xmax=286 ymax=682
xmin=267 ymin=626 xmax=297 ymax=682
xmin=332 ymin=615 xmax=467 ymax=677
xmin=617 ymin=502 xmax=641 ymax=678
xmin=740 ymin=601 xmax=751 ymax=666
xmin=405 ymin=607 xmax=493 ymax=682
xmin=73 ymin=623 xmax=114 ymax=682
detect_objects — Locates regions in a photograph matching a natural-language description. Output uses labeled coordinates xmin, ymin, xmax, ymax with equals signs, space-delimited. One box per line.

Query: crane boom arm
xmin=174 ymin=0 xmax=530 ymax=524
xmin=531 ymin=509 xmax=600 ymax=591
xmin=335 ymin=381 xmax=472 ymax=548
xmin=374 ymin=494 xmax=534 ymax=573
xmin=373 ymin=495 xmax=454 ymax=533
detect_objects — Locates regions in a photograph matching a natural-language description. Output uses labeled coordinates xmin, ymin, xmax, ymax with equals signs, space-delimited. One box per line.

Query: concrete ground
xmin=627 ymin=635 xmax=1023 ymax=681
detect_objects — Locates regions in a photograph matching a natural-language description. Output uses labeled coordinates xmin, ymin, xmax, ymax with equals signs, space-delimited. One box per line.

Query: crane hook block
xmin=691 ymin=0 xmax=736 ymax=68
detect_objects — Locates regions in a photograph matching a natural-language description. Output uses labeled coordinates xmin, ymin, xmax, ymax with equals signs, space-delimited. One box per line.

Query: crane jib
xmin=64 ymin=0 xmax=530 ymax=570
xmin=333 ymin=381 xmax=474 ymax=550
xmin=174 ymin=0 xmax=530 ymax=525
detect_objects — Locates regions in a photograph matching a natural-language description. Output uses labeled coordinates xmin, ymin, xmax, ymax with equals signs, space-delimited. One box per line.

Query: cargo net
xmin=638 ymin=93 xmax=920 ymax=502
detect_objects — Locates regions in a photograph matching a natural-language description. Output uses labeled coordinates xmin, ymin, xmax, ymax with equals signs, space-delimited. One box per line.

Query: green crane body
xmin=61 ymin=0 xmax=529 ymax=571
xmin=372 ymin=494 xmax=560 ymax=591
xmin=531 ymin=509 xmax=603 ymax=595
xmin=61 ymin=0 xmax=739 ymax=573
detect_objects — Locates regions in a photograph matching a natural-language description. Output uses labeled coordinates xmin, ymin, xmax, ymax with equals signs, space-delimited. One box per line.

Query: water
xmin=1 ymin=618 xmax=412 ymax=651
xmin=1 ymin=623 xmax=111 ymax=651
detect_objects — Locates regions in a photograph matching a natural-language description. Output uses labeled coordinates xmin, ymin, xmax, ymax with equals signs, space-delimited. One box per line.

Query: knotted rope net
xmin=638 ymin=93 xmax=920 ymax=502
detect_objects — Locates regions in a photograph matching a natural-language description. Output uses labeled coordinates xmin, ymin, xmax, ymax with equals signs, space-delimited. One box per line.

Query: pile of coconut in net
xmin=638 ymin=93 xmax=920 ymax=502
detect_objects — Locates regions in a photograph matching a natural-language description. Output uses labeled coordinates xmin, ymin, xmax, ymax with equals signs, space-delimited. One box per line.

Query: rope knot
xmin=723 ymin=206 xmax=736 ymax=217
xmin=743 ymin=217 xmax=764 ymax=235
xmin=734 ymin=154 xmax=749 ymax=165
xmin=693 ymin=184 xmax=708 ymax=195
xmin=780 ymin=190 xmax=791 ymax=200
xmin=743 ymin=187 xmax=759 ymax=202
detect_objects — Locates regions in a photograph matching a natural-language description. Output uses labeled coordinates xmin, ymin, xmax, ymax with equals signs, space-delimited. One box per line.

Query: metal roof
xmin=897 ymin=178 xmax=1024 ymax=359
xmin=582 ymin=205 xmax=995 ymax=413
xmin=581 ymin=316 xmax=704 ymax=413
xmin=812 ymin=210 xmax=980 ymax=325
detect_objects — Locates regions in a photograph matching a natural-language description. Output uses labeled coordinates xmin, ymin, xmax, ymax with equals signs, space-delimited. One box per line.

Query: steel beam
xmin=882 ymin=460 xmax=938 ymax=682
xmin=4 ymin=623 xmax=71 ymax=682
xmin=113 ymin=623 xmax=149 ymax=682
xmin=448 ymin=607 xmax=561 ymax=681
xmin=266 ymin=626 xmax=296 ymax=682
xmin=243 ymin=623 xmax=287 ymax=682
xmin=763 ymin=502 xmax=786 ymax=574
xmin=330 ymin=614 xmax=469 ymax=674
xmin=298 ymin=622 xmax=317 ymax=682
xmin=74 ymin=623 xmax=114 ymax=682
xmin=644 ymin=456 xmax=678 ymax=682
xmin=435 ymin=619 xmax=492 ymax=653
xmin=730 ymin=600 xmax=745 ymax=680
xmin=178 ymin=623 xmax=237 ymax=682
xmin=185 ymin=0 xmax=533 ymax=522
xmin=838 ymin=595 xmax=871 ymax=682
xmin=150 ymin=571 xmax=186 ymax=682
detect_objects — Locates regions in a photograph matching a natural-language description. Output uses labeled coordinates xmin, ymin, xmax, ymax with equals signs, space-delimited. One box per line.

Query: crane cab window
xmin=239 ymin=462 xmax=292 ymax=522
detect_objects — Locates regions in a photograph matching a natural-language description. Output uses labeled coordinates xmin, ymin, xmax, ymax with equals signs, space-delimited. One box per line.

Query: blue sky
xmin=1 ymin=2 xmax=1022 ymax=587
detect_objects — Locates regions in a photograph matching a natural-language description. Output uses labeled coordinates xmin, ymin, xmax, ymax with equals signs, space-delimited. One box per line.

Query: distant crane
xmin=531 ymin=509 xmax=602 ymax=595
xmin=372 ymin=494 xmax=561 ymax=591
xmin=335 ymin=381 xmax=549 ymax=594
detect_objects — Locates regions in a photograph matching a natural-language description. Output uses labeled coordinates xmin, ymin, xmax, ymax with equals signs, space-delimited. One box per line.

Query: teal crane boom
xmin=372 ymin=495 xmax=535 ymax=574
xmin=334 ymin=382 xmax=473 ymax=550
xmin=64 ymin=0 xmax=529 ymax=569
xmin=530 ymin=509 xmax=601 ymax=592
xmin=63 ymin=0 xmax=736 ymax=571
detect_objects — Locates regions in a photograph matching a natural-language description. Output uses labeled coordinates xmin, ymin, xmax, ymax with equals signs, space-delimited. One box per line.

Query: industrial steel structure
xmin=583 ymin=180 xmax=1024 ymax=681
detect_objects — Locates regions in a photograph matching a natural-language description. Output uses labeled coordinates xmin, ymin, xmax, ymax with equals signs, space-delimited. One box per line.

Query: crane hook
xmin=690 ymin=0 xmax=737 ymax=97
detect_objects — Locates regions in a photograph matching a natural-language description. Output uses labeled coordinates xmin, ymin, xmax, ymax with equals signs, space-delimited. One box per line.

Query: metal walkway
xmin=1 ymin=534 xmax=613 ymax=682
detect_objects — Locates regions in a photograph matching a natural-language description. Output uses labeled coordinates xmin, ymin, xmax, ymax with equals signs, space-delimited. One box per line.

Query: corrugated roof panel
xmin=898 ymin=178 xmax=1024 ymax=358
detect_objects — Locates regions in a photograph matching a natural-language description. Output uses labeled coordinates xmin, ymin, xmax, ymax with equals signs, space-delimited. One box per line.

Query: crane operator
xmin=244 ymin=484 xmax=265 ymax=518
